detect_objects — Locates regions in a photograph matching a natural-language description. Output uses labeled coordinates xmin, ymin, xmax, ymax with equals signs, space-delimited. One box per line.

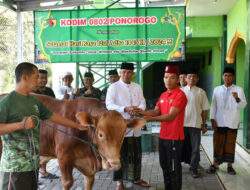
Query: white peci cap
xmin=62 ymin=71 xmax=73 ymax=78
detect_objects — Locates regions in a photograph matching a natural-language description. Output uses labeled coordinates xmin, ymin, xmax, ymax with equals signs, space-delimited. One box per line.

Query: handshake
xmin=124 ymin=106 xmax=144 ymax=116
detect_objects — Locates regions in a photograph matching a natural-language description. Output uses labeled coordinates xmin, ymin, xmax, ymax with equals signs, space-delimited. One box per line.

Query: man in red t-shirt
xmin=139 ymin=65 xmax=187 ymax=190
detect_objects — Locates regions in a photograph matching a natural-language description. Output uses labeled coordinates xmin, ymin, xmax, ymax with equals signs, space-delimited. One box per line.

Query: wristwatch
xmin=201 ymin=124 xmax=207 ymax=128
xmin=236 ymin=98 xmax=241 ymax=103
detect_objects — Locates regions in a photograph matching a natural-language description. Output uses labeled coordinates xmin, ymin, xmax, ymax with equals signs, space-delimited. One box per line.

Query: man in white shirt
xmin=106 ymin=62 xmax=150 ymax=190
xmin=208 ymin=67 xmax=247 ymax=175
xmin=179 ymin=69 xmax=187 ymax=88
xmin=181 ymin=69 xmax=210 ymax=178
xmin=56 ymin=72 xmax=79 ymax=100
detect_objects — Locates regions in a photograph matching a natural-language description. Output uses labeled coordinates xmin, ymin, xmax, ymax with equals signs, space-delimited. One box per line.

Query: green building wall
xmin=236 ymin=40 xmax=246 ymax=122
xmin=186 ymin=16 xmax=223 ymax=38
xmin=227 ymin=0 xmax=246 ymax=51
xmin=227 ymin=0 xmax=247 ymax=123
xmin=186 ymin=16 xmax=223 ymax=90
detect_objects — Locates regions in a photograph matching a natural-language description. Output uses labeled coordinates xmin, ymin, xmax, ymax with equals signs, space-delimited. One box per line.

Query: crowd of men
xmin=0 ymin=62 xmax=247 ymax=190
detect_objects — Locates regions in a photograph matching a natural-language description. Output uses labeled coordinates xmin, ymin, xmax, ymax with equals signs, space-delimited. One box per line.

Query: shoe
xmin=206 ymin=165 xmax=218 ymax=174
xmin=190 ymin=170 xmax=199 ymax=178
xmin=227 ymin=167 xmax=236 ymax=175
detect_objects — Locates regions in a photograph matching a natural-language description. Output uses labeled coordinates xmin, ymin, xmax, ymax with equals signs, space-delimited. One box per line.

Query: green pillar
xmin=221 ymin=15 xmax=235 ymax=81
xmin=136 ymin=62 xmax=141 ymax=85
xmin=75 ymin=6 xmax=80 ymax=88
xmin=243 ymin=0 xmax=250 ymax=148
xmin=221 ymin=15 xmax=227 ymax=82
xmin=76 ymin=62 xmax=80 ymax=88
xmin=135 ymin=0 xmax=141 ymax=85
xmin=104 ymin=62 xmax=107 ymax=87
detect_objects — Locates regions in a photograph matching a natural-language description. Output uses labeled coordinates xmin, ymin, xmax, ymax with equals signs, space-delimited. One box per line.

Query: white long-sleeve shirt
xmin=56 ymin=86 xmax=74 ymax=100
xmin=210 ymin=84 xmax=247 ymax=129
xmin=182 ymin=85 xmax=210 ymax=128
xmin=106 ymin=79 xmax=146 ymax=137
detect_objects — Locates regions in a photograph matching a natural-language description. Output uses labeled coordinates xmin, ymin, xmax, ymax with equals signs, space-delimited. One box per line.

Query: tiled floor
xmin=201 ymin=130 xmax=250 ymax=190
xmin=37 ymin=123 xmax=250 ymax=190
xmin=39 ymin=150 xmax=222 ymax=190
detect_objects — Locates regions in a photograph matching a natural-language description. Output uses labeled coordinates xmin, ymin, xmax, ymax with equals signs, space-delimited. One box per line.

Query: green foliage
xmin=0 ymin=9 xmax=52 ymax=93
xmin=0 ymin=8 xmax=17 ymax=93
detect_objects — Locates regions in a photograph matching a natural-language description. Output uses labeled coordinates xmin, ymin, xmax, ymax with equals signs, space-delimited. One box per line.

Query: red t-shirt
xmin=156 ymin=86 xmax=187 ymax=140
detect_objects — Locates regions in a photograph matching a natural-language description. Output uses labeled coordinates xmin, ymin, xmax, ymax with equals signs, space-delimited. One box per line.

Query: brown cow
xmin=0 ymin=93 xmax=146 ymax=190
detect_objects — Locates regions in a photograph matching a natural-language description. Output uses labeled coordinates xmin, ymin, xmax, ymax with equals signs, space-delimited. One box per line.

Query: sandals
xmin=190 ymin=170 xmax=199 ymax=178
xmin=227 ymin=166 xmax=236 ymax=175
xmin=134 ymin=179 xmax=151 ymax=187
xmin=116 ymin=182 xmax=125 ymax=190
xmin=40 ymin=173 xmax=59 ymax=179
xmin=206 ymin=165 xmax=218 ymax=174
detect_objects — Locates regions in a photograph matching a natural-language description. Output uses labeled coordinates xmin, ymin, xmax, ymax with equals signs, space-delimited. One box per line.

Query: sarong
xmin=213 ymin=127 xmax=237 ymax=164
xmin=113 ymin=136 xmax=142 ymax=181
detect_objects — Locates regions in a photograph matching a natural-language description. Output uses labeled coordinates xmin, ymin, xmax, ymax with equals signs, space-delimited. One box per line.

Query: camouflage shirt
xmin=0 ymin=91 xmax=53 ymax=172
xmin=74 ymin=87 xmax=102 ymax=100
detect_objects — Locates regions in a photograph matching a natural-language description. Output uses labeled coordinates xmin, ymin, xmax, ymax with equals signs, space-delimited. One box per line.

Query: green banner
xmin=34 ymin=7 xmax=185 ymax=63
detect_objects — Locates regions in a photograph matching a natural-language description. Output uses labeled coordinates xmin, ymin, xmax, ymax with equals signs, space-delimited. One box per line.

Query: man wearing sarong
xmin=208 ymin=67 xmax=247 ymax=175
xmin=106 ymin=62 xmax=150 ymax=190
xmin=139 ymin=65 xmax=187 ymax=190
xmin=181 ymin=68 xmax=210 ymax=178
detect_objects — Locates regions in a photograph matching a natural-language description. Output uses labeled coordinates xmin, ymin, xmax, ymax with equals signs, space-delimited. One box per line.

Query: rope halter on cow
xmin=24 ymin=115 xmax=107 ymax=162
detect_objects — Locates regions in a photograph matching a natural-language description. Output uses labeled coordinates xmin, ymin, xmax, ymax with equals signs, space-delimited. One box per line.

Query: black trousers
xmin=159 ymin=138 xmax=183 ymax=190
xmin=113 ymin=137 xmax=142 ymax=181
xmin=0 ymin=170 xmax=39 ymax=190
xmin=183 ymin=127 xmax=201 ymax=171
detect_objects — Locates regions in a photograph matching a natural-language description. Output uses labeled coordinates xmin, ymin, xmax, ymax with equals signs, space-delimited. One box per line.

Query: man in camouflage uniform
xmin=0 ymin=62 xmax=85 ymax=190
xmin=74 ymin=72 xmax=101 ymax=100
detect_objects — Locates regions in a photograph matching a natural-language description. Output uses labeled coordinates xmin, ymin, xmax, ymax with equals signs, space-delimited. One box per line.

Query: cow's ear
xmin=126 ymin=118 xmax=146 ymax=130
xmin=75 ymin=112 xmax=97 ymax=127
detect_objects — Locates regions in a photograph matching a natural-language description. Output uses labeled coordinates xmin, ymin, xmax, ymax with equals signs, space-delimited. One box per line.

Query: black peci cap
xmin=108 ymin=69 xmax=118 ymax=75
xmin=223 ymin=67 xmax=235 ymax=75
xmin=179 ymin=68 xmax=187 ymax=75
xmin=120 ymin=62 xmax=134 ymax=71
xmin=186 ymin=68 xmax=198 ymax=75
xmin=84 ymin=72 xmax=94 ymax=78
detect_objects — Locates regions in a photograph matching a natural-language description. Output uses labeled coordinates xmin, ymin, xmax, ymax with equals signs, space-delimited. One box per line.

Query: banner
xmin=34 ymin=7 xmax=185 ymax=63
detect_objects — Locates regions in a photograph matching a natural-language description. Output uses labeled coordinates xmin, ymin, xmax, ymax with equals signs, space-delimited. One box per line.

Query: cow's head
xmin=76 ymin=110 xmax=146 ymax=171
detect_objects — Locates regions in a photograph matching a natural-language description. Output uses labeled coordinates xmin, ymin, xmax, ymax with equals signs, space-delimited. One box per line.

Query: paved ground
xmin=38 ymin=149 xmax=223 ymax=190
